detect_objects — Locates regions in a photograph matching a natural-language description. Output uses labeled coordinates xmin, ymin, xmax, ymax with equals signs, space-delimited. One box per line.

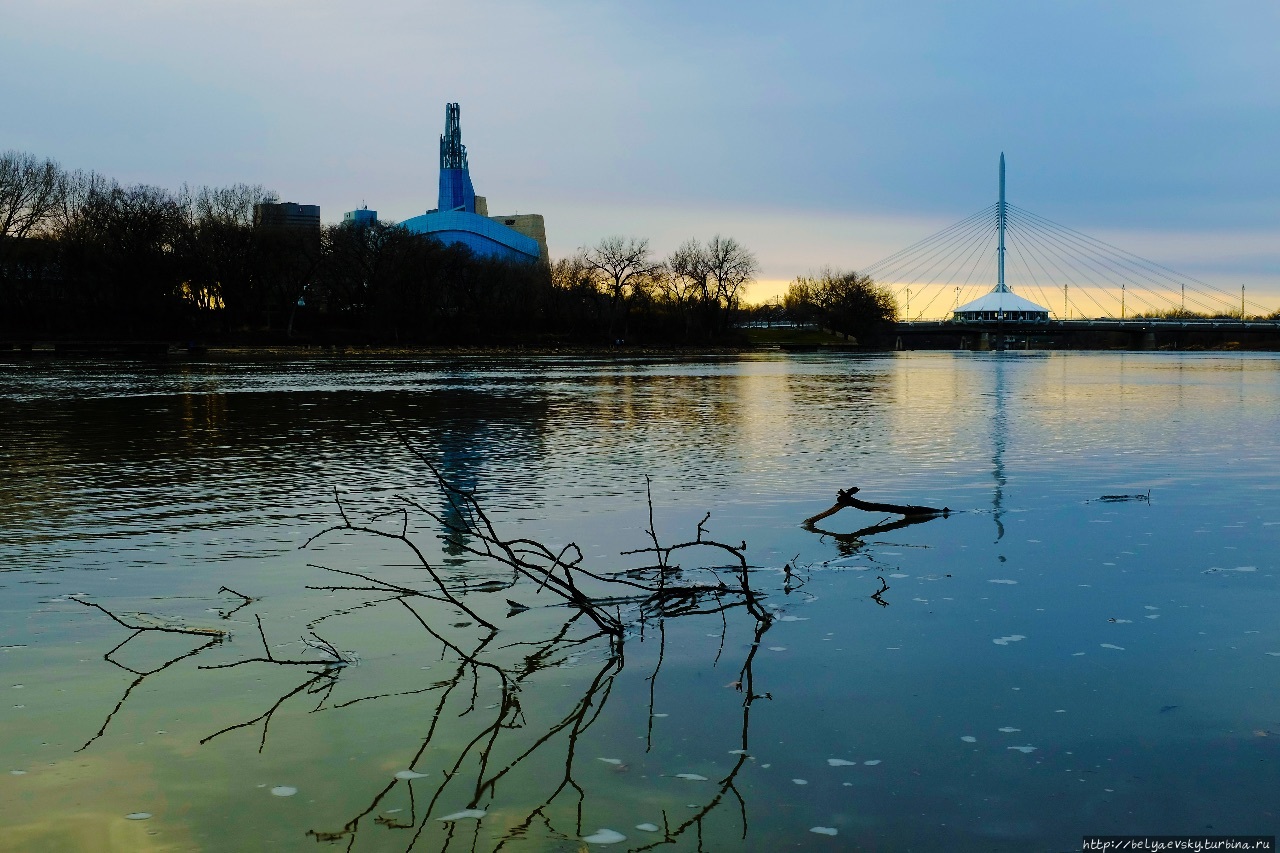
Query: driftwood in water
xmin=1095 ymin=490 xmax=1151 ymax=503
xmin=803 ymin=487 xmax=949 ymax=527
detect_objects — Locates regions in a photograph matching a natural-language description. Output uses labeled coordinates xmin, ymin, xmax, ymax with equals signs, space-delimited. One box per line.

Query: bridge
xmin=863 ymin=154 xmax=1276 ymax=336
xmin=894 ymin=317 xmax=1280 ymax=350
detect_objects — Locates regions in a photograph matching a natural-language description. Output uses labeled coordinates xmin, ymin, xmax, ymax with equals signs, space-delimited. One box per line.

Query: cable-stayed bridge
xmin=864 ymin=155 xmax=1276 ymax=325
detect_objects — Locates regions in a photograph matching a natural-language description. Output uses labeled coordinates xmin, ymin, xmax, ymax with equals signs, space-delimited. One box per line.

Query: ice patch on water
xmin=1266 ymin=652 xmax=1280 ymax=657
xmin=777 ymin=616 xmax=808 ymax=622
xmin=270 ymin=786 xmax=297 ymax=797
xmin=1146 ymin=615 xmax=1160 ymax=620
xmin=768 ymin=647 xmax=787 ymax=652
xmin=597 ymin=758 xmax=622 ymax=765
xmin=675 ymin=773 xmax=707 ymax=781
xmin=889 ymin=573 xmax=909 ymax=578
xmin=1007 ymin=746 xmax=1037 ymax=754
xmin=989 ymin=579 xmax=1018 ymax=584
xmin=1144 ymin=606 xmax=1159 ymax=610
xmin=863 ymin=760 xmax=881 ymax=766
xmin=125 ymin=813 xmax=151 ymax=820
xmin=1100 ymin=644 xmax=1125 ymax=650
xmin=582 ymin=829 xmax=626 ymax=844
xmin=998 ymin=727 xmax=1020 ymax=733
xmin=961 ymin=736 xmax=977 ymax=743
xmin=437 ymin=809 xmax=486 ymax=821
xmin=635 ymin=823 xmax=660 ymax=832
xmin=395 ymin=770 xmax=427 ymax=779
xmin=651 ymin=713 xmax=669 ymax=718
xmin=810 ymin=826 xmax=839 ymax=836
xmin=792 ymin=778 xmax=808 ymax=785
xmin=827 ymin=759 xmax=857 ymax=766
xmin=992 ymin=635 xmax=1026 ymax=646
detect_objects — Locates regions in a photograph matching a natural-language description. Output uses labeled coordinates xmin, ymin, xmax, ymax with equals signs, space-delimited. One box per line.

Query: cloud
xmin=3 ymin=0 xmax=1276 ymax=305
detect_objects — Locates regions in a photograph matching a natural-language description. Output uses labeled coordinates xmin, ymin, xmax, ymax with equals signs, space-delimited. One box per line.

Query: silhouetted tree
xmin=184 ymin=183 xmax=274 ymax=328
xmin=59 ymin=182 xmax=192 ymax=336
xmin=785 ymin=269 xmax=898 ymax=342
xmin=583 ymin=235 xmax=660 ymax=339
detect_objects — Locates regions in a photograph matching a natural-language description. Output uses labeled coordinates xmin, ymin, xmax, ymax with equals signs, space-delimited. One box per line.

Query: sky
xmin=3 ymin=0 xmax=1278 ymax=309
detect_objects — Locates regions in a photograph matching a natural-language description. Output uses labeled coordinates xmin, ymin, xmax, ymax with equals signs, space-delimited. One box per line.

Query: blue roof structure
xmin=400 ymin=103 xmax=541 ymax=263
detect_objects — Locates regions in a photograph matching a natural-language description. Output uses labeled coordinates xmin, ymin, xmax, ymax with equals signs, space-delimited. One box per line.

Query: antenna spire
xmin=996 ymin=152 xmax=1008 ymax=293
xmin=439 ymin=103 xmax=468 ymax=171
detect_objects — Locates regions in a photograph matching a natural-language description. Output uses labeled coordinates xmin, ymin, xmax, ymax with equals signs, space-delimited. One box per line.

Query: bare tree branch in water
xmin=804 ymin=486 xmax=950 ymax=527
xmin=77 ymin=440 xmax=795 ymax=851
xmin=70 ymin=597 xmax=228 ymax=751
xmin=216 ymin=585 xmax=255 ymax=619
xmin=871 ymin=575 xmax=891 ymax=607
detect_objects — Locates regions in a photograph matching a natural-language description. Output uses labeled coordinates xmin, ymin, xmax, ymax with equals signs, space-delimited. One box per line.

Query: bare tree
xmin=705 ymin=234 xmax=758 ymax=315
xmin=665 ymin=239 xmax=711 ymax=302
xmin=583 ymin=235 xmax=660 ymax=339
xmin=660 ymin=239 xmax=712 ymax=339
xmin=183 ymin=183 xmax=274 ymax=316
xmin=0 ymin=150 xmax=65 ymax=243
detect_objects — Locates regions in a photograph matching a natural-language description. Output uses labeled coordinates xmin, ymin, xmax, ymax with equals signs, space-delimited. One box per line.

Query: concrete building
xmin=343 ymin=206 xmax=377 ymax=227
xmin=253 ymin=201 xmax=320 ymax=232
xmin=400 ymin=104 xmax=546 ymax=263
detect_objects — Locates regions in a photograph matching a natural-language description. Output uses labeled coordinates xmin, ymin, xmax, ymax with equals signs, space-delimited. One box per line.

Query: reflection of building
xmin=343 ymin=206 xmax=377 ymax=227
xmin=400 ymin=104 xmax=547 ymax=263
xmin=254 ymin=201 xmax=320 ymax=232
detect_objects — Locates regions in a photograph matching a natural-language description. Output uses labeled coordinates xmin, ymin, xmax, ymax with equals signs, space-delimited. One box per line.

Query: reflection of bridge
xmin=864 ymin=154 xmax=1276 ymax=322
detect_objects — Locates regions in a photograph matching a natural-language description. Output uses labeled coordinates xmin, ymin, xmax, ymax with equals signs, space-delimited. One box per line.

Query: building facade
xmin=399 ymin=104 xmax=545 ymax=263
xmin=343 ymin=206 xmax=377 ymax=227
xmin=253 ymin=202 xmax=320 ymax=232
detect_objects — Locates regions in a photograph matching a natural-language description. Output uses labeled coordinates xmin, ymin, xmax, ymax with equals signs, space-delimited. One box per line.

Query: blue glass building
xmin=400 ymin=104 xmax=543 ymax=263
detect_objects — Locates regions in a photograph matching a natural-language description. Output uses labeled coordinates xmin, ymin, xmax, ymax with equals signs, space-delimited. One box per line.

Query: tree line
xmin=2 ymin=150 xmax=901 ymax=345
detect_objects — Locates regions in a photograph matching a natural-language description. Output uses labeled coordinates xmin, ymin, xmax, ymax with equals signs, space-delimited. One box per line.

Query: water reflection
xmin=72 ymin=462 xmax=780 ymax=851
xmin=6 ymin=353 xmax=1280 ymax=851
xmin=990 ymin=355 xmax=1008 ymax=543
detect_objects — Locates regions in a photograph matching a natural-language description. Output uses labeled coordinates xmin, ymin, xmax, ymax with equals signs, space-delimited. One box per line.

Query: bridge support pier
xmin=978 ymin=332 xmax=990 ymax=351
xmin=1142 ymin=331 xmax=1157 ymax=350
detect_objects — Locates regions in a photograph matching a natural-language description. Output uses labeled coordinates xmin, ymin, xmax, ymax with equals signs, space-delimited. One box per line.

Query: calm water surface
xmin=1 ymin=352 xmax=1278 ymax=851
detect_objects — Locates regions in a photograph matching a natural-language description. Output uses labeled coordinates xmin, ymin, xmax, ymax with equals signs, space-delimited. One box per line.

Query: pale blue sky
xmin=3 ymin=0 xmax=1277 ymax=305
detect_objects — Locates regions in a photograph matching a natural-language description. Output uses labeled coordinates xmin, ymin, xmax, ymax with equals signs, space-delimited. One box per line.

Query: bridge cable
xmin=1003 ymin=213 xmax=1117 ymax=318
xmin=904 ymin=219 xmax=1001 ymax=319
xmin=874 ymin=208 xmax=999 ymax=302
xmin=1007 ymin=207 xmax=1211 ymax=315
xmin=1008 ymin=209 xmax=1228 ymax=317
xmin=1011 ymin=205 xmax=1267 ymax=315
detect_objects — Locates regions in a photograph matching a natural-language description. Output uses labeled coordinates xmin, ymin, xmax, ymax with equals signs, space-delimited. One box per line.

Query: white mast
xmin=996 ymin=152 xmax=1008 ymax=293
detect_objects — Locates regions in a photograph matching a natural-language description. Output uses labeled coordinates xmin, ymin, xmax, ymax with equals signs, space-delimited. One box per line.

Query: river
xmin=2 ymin=351 xmax=1277 ymax=851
